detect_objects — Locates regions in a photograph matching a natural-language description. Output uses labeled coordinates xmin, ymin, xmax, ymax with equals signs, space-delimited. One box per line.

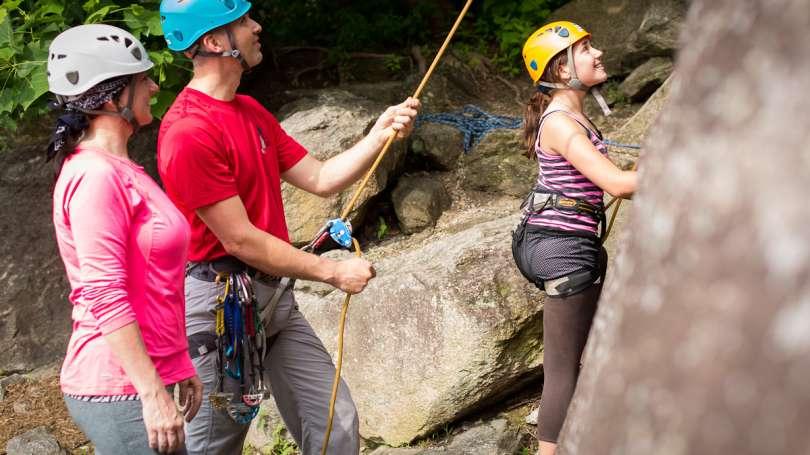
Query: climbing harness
xmin=314 ymin=2 xmax=475 ymax=454
xmin=512 ymin=188 xmax=607 ymax=297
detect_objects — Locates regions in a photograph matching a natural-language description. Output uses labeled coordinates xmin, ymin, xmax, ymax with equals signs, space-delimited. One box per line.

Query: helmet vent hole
xmin=46 ymin=71 xmax=50 ymax=77
xmin=66 ymin=71 xmax=79 ymax=85
xmin=97 ymin=36 xmax=109 ymax=41
xmin=131 ymin=47 xmax=143 ymax=61
xmin=224 ymin=0 xmax=235 ymax=9
xmin=125 ymin=38 xmax=133 ymax=47
xmin=111 ymin=35 xmax=120 ymax=42
xmin=57 ymin=54 xmax=67 ymax=60
xmin=173 ymin=31 xmax=184 ymax=41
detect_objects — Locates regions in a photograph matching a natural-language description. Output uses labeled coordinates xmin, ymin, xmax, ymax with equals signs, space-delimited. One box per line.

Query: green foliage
xmin=600 ymin=78 xmax=629 ymax=106
xmin=376 ymin=216 xmax=389 ymax=240
xmin=1 ymin=0 xmax=572 ymax=129
xmin=267 ymin=424 xmax=298 ymax=455
xmin=468 ymin=0 xmax=571 ymax=76
xmin=0 ymin=0 xmax=188 ymax=130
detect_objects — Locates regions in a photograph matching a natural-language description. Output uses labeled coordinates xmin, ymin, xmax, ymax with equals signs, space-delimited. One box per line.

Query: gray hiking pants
xmin=65 ymin=393 xmax=187 ymax=455
xmin=184 ymin=275 xmax=359 ymax=455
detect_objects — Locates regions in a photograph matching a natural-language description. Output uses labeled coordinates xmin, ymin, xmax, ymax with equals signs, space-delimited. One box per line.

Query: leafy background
xmin=0 ymin=0 xmax=567 ymax=130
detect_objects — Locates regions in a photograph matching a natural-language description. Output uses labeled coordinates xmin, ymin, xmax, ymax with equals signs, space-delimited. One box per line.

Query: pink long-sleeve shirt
xmin=53 ymin=146 xmax=195 ymax=396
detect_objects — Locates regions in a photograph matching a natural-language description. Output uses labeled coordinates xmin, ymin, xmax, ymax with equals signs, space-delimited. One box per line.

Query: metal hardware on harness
xmin=207 ymin=271 xmax=268 ymax=425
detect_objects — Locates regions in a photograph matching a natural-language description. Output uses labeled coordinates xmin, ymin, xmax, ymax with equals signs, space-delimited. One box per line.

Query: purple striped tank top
xmin=527 ymin=110 xmax=607 ymax=235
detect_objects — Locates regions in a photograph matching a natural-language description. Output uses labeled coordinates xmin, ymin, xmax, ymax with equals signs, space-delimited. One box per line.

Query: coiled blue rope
xmin=416 ymin=105 xmax=523 ymax=153
xmin=416 ymin=104 xmax=641 ymax=153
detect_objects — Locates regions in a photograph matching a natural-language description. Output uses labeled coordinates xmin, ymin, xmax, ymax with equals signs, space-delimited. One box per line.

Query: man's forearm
xmin=226 ymin=226 xmax=337 ymax=283
xmin=316 ymin=130 xmax=389 ymax=195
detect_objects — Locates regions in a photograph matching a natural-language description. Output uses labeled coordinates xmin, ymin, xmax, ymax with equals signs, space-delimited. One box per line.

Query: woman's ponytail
xmin=47 ymin=110 xmax=89 ymax=179
xmin=521 ymin=50 xmax=568 ymax=159
xmin=523 ymin=90 xmax=550 ymax=159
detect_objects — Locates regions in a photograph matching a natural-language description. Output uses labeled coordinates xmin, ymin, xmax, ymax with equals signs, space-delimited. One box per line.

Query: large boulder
xmin=392 ymin=174 xmax=451 ymax=234
xmin=620 ymin=57 xmax=674 ymax=102
xmin=279 ymin=90 xmax=408 ymax=245
xmin=561 ymin=1 xmax=810 ymax=454
xmin=410 ymin=123 xmax=464 ymax=171
xmin=623 ymin=0 xmax=688 ymax=69
xmin=294 ymin=215 xmax=544 ymax=446
xmin=457 ymin=130 xmax=537 ymax=197
xmin=550 ymin=0 xmax=687 ymax=76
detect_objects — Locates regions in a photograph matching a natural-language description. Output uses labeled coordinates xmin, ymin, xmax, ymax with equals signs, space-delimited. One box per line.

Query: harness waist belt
xmin=187 ymin=256 xmax=281 ymax=283
xmin=530 ymin=191 xmax=602 ymax=216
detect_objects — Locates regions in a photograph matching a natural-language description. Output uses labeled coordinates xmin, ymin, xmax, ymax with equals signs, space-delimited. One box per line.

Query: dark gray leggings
xmin=64 ymin=395 xmax=187 ymax=455
xmin=536 ymin=281 xmax=602 ymax=443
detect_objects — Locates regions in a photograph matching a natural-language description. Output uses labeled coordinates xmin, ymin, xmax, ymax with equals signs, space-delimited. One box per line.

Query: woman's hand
xmin=177 ymin=375 xmax=204 ymax=422
xmin=141 ymin=387 xmax=185 ymax=454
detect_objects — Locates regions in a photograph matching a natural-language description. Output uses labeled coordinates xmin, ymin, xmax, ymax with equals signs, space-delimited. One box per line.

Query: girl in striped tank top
xmin=510 ymin=21 xmax=637 ymax=455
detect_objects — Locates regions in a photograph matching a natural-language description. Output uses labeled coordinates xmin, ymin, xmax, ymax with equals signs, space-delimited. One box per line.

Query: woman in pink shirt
xmin=47 ymin=24 xmax=202 ymax=454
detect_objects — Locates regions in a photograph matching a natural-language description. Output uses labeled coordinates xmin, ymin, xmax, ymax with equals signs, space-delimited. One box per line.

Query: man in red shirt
xmin=157 ymin=1 xmax=420 ymax=453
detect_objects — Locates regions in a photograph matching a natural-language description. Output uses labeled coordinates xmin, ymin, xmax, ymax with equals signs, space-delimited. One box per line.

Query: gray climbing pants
xmin=184 ymin=275 xmax=359 ymax=455
xmin=64 ymin=393 xmax=187 ymax=455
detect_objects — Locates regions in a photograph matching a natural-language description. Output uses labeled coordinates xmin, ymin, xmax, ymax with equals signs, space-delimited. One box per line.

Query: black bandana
xmin=46 ymin=76 xmax=130 ymax=161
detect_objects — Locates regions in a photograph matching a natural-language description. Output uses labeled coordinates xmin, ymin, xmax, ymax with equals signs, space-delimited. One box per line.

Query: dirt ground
xmin=0 ymin=371 xmax=90 ymax=454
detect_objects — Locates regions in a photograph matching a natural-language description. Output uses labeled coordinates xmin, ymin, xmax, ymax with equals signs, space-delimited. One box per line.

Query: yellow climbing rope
xmin=321 ymin=1 xmax=474 ymax=453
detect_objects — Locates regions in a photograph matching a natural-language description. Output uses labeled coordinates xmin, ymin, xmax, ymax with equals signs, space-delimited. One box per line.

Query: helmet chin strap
xmin=191 ymin=29 xmax=252 ymax=71
xmin=537 ymin=45 xmax=612 ymax=116
xmin=75 ymin=75 xmax=142 ymax=133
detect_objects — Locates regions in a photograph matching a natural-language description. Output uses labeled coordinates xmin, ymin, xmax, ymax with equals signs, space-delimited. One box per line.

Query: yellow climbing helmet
xmin=523 ymin=21 xmax=590 ymax=85
xmin=522 ymin=20 xmax=611 ymax=115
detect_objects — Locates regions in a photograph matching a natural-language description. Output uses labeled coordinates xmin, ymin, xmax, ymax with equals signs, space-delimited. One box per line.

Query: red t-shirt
xmin=157 ymin=87 xmax=308 ymax=262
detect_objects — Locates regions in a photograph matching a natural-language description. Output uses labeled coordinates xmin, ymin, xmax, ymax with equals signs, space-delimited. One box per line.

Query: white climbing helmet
xmin=47 ymin=24 xmax=154 ymax=97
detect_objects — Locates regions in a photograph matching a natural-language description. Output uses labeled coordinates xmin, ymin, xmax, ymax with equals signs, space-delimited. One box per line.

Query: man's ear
xmin=198 ymin=32 xmax=224 ymax=53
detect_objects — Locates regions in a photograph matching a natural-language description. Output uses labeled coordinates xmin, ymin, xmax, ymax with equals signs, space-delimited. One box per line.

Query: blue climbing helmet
xmin=159 ymin=0 xmax=252 ymax=52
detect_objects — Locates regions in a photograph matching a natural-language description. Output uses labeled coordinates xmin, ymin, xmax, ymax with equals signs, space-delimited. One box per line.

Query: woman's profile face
xmin=119 ymin=72 xmax=159 ymax=127
xmin=570 ymin=38 xmax=608 ymax=86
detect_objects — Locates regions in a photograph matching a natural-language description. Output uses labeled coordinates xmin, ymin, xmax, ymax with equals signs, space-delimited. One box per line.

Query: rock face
xmin=369 ymin=418 xmax=521 ymax=455
xmin=410 ymin=123 xmax=464 ymax=171
xmin=623 ymin=0 xmax=687 ymax=69
xmin=458 ymin=130 xmax=537 ymax=198
xmin=0 ymin=126 xmax=160 ymax=374
xmin=294 ymin=215 xmax=545 ymax=445
xmin=279 ymin=90 xmax=407 ymax=244
xmin=551 ymin=0 xmax=687 ymax=76
xmin=392 ymin=174 xmax=451 ymax=234
xmin=606 ymin=76 xmax=672 ymax=170
xmin=620 ymin=57 xmax=674 ymax=102
xmin=560 ymin=1 xmax=810 ymax=454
